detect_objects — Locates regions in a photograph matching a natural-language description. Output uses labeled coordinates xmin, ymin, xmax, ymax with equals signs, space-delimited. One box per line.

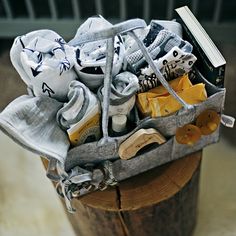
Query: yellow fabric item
xmin=148 ymin=73 xmax=192 ymax=96
xmin=149 ymin=83 xmax=207 ymax=117
xmin=136 ymin=74 xmax=207 ymax=117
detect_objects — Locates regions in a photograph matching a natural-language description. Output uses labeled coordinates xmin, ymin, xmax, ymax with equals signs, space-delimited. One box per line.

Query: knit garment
xmin=70 ymin=16 xmax=125 ymax=90
xmin=123 ymin=21 xmax=196 ymax=92
xmin=125 ymin=21 xmax=193 ymax=72
xmin=97 ymin=71 xmax=139 ymax=116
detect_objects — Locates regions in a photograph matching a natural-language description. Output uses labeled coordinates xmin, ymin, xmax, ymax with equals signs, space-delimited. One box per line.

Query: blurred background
xmin=0 ymin=0 xmax=235 ymax=235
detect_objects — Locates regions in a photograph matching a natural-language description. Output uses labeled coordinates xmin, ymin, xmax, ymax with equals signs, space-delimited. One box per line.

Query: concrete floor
xmin=0 ymin=134 xmax=235 ymax=236
xmin=0 ymin=42 xmax=235 ymax=236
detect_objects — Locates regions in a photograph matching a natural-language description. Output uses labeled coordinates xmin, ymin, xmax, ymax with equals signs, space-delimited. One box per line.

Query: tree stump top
xmin=78 ymin=151 xmax=201 ymax=211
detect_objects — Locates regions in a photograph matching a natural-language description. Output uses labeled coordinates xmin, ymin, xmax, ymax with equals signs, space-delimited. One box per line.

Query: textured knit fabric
xmin=123 ymin=21 xmax=196 ymax=92
xmin=154 ymin=20 xmax=183 ymax=37
xmin=70 ymin=16 xmax=125 ymax=90
xmin=125 ymin=21 xmax=193 ymax=73
xmin=97 ymin=71 xmax=139 ymax=116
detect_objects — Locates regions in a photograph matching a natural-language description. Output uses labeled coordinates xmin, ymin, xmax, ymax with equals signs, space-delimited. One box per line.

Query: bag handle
xmin=68 ymin=18 xmax=147 ymax=46
xmin=129 ymin=31 xmax=194 ymax=112
xmin=70 ymin=19 xmax=147 ymax=144
xmin=69 ymin=19 xmax=193 ymax=144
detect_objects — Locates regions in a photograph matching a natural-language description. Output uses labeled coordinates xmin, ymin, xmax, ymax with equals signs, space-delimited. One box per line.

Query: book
xmin=175 ymin=6 xmax=226 ymax=87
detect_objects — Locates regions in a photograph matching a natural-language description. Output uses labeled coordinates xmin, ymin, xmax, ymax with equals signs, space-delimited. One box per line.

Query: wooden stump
xmin=50 ymin=151 xmax=201 ymax=236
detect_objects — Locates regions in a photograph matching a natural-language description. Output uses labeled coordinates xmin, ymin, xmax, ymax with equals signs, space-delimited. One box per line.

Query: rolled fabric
xmin=124 ymin=20 xmax=183 ymax=58
xmin=70 ymin=16 xmax=125 ymax=90
xmin=97 ymin=71 xmax=139 ymax=116
xmin=10 ymin=30 xmax=77 ymax=102
xmin=0 ymin=95 xmax=70 ymax=164
xmin=123 ymin=21 xmax=196 ymax=93
xmin=138 ymin=46 xmax=197 ymax=92
xmin=57 ymin=80 xmax=101 ymax=146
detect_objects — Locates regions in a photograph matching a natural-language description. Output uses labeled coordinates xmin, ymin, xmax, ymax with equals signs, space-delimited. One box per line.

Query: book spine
xmin=180 ymin=20 xmax=225 ymax=87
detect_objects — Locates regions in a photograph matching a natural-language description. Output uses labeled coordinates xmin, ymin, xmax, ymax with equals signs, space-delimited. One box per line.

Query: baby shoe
xmin=57 ymin=80 xmax=101 ymax=146
xmin=10 ymin=30 xmax=77 ymax=102
xmin=70 ymin=16 xmax=125 ymax=90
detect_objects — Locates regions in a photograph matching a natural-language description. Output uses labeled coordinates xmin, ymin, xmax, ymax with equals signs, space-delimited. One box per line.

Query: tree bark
xmin=53 ymin=151 xmax=202 ymax=236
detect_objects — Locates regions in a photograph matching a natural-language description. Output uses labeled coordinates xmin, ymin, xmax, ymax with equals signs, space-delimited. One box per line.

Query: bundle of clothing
xmin=0 ymin=16 xmax=199 ymax=174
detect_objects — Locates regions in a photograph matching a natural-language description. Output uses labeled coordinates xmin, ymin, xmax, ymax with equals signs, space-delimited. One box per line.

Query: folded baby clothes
xmin=136 ymin=74 xmax=207 ymax=117
xmin=70 ymin=16 xmax=125 ymax=90
xmin=57 ymin=80 xmax=101 ymax=146
xmin=97 ymin=71 xmax=139 ymax=117
xmin=124 ymin=21 xmax=193 ymax=74
xmin=124 ymin=20 xmax=183 ymax=58
xmin=10 ymin=30 xmax=77 ymax=102
xmin=0 ymin=95 xmax=70 ymax=164
xmin=138 ymin=46 xmax=197 ymax=92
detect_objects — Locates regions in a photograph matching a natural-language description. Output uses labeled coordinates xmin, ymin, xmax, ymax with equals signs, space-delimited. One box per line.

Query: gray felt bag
xmin=56 ymin=19 xmax=228 ymax=212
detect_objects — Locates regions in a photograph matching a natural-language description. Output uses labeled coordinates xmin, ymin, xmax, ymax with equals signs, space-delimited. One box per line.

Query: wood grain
xmin=42 ymin=151 xmax=201 ymax=236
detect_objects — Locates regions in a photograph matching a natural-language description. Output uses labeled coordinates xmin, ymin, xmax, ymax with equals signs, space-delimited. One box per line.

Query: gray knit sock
xmin=57 ymin=80 xmax=100 ymax=129
xmin=97 ymin=71 xmax=139 ymax=116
